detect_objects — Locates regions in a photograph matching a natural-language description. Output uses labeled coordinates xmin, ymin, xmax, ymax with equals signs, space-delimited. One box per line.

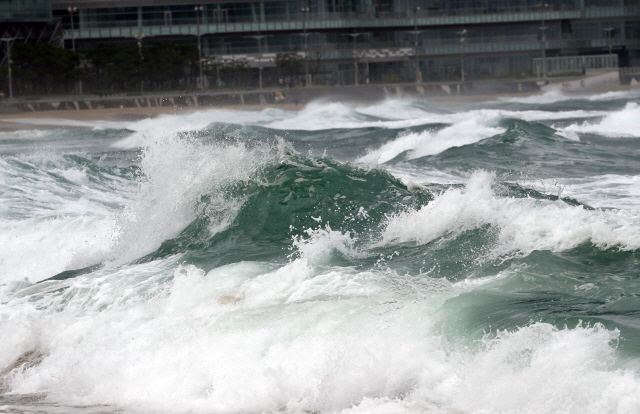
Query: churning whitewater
xmin=2 ymin=90 xmax=640 ymax=414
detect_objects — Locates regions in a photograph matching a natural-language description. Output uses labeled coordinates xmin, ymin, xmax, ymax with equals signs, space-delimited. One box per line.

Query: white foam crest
xmin=5 ymin=117 xmax=125 ymax=129
xmin=0 ymin=155 xmax=133 ymax=283
xmin=291 ymin=225 xmax=369 ymax=265
xmin=358 ymin=112 xmax=505 ymax=163
xmin=386 ymin=164 xmax=465 ymax=186
xmin=2 ymin=261 xmax=638 ymax=414
xmin=263 ymin=101 xmax=371 ymax=130
xmin=500 ymin=89 xmax=570 ymax=104
xmin=112 ymin=108 xmax=291 ymax=148
xmin=561 ymin=102 xmax=640 ymax=137
xmin=520 ymin=175 xmax=640 ymax=211
xmin=0 ymin=129 xmax=51 ymax=140
xmin=380 ymin=170 xmax=640 ymax=256
xmin=353 ymin=99 xmax=434 ymax=120
xmin=586 ymin=89 xmax=640 ymax=101
xmin=0 ymin=216 xmax=116 ymax=284
xmin=0 ymin=262 xmax=405 ymax=413
xmin=107 ymin=135 xmax=274 ymax=266
xmin=500 ymin=88 xmax=640 ymax=104
xmin=266 ymin=104 xmax=606 ymax=131
xmin=344 ymin=323 xmax=640 ymax=414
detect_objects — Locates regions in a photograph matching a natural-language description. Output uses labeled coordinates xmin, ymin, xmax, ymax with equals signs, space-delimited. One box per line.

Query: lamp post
xmin=604 ymin=27 xmax=614 ymax=69
xmin=67 ymin=7 xmax=77 ymax=52
xmin=249 ymin=35 xmax=268 ymax=89
xmin=348 ymin=33 xmax=367 ymax=85
xmin=538 ymin=3 xmax=549 ymax=79
xmin=194 ymin=6 xmax=204 ymax=90
xmin=301 ymin=6 xmax=310 ymax=87
xmin=456 ymin=29 xmax=467 ymax=85
xmin=413 ymin=6 xmax=421 ymax=83
xmin=1 ymin=38 xmax=18 ymax=99
xmin=134 ymin=33 xmax=145 ymax=95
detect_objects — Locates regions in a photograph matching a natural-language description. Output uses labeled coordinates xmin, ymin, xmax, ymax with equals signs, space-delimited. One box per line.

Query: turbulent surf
xmin=2 ymin=90 xmax=640 ymax=413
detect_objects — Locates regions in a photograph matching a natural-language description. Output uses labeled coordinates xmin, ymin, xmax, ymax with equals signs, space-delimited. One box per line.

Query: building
xmin=1 ymin=0 xmax=62 ymax=45
xmin=17 ymin=1 xmax=640 ymax=86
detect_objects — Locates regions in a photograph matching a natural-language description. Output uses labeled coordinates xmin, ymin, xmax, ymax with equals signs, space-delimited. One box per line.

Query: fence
xmin=533 ymin=54 xmax=618 ymax=74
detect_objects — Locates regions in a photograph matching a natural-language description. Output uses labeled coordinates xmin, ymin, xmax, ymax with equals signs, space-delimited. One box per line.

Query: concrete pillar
xmin=137 ymin=7 xmax=142 ymax=28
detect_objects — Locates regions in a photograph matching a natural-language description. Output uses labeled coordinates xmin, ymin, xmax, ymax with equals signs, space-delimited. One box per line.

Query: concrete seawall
xmin=4 ymin=80 xmax=542 ymax=113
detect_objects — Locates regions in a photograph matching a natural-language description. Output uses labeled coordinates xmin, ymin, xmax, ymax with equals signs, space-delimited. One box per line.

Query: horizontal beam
xmin=70 ymin=6 xmax=640 ymax=40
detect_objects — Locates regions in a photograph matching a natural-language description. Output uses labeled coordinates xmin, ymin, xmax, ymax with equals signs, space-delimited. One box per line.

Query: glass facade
xmin=50 ymin=0 xmax=640 ymax=84
xmin=1 ymin=0 xmax=52 ymax=22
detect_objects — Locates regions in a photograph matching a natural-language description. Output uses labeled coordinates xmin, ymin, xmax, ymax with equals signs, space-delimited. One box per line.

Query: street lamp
xmin=68 ymin=7 xmax=77 ymax=52
xmin=194 ymin=5 xmax=204 ymax=90
xmin=1 ymin=38 xmax=18 ymax=99
xmin=413 ymin=6 xmax=421 ymax=83
xmin=538 ymin=3 xmax=549 ymax=79
xmin=455 ymin=29 xmax=467 ymax=85
xmin=249 ymin=34 xmax=269 ymax=89
xmin=301 ymin=6 xmax=310 ymax=87
xmin=348 ymin=33 xmax=368 ymax=85
xmin=604 ymin=27 xmax=614 ymax=69
xmin=134 ymin=33 xmax=145 ymax=95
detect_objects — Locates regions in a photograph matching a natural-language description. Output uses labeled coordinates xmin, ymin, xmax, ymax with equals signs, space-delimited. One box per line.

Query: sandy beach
xmin=1 ymin=83 xmax=638 ymax=131
xmin=0 ymin=103 xmax=305 ymax=131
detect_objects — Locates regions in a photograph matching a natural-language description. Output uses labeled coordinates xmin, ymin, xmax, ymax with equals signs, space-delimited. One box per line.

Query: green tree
xmin=86 ymin=43 xmax=141 ymax=93
xmin=275 ymin=52 xmax=303 ymax=78
xmin=11 ymin=42 xmax=80 ymax=94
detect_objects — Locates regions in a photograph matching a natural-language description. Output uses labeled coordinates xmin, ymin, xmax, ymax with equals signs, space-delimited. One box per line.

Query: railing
xmin=620 ymin=67 xmax=640 ymax=75
xmin=533 ymin=54 xmax=618 ymax=74
xmin=195 ymin=38 xmax=639 ymax=66
xmin=66 ymin=5 xmax=640 ymax=33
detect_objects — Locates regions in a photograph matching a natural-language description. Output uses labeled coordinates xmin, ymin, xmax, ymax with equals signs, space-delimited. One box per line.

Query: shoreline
xmin=0 ymin=84 xmax=638 ymax=131
xmin=0 ymin=104 xmax=303 ymax=131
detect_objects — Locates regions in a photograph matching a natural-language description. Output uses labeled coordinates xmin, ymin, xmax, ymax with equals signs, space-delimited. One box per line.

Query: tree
xmin=11 ymin=42 xmax=80 ymax=94
xmin=205 ymin=58 xmax=251 ymax=87
xmin=86 ymin=43 xmax=141 ymax=93
xmin=275 ymin=52 xmax=303 ymax=78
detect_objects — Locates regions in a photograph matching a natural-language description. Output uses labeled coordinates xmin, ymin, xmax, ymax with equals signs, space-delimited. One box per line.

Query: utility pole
xmin=301 ymin=6 xmax=310 ymax=87
xmin=68 ymin=7 xmax=77 ymax=52
xmin=194 ymin=5 xmax=204 ymax=90
xmin=413 ymin=6 xmax=421 ymax=83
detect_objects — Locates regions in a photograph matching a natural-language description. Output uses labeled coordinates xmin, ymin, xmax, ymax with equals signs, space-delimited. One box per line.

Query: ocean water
xmin=1 ymin=90 xmax=640 ymax=414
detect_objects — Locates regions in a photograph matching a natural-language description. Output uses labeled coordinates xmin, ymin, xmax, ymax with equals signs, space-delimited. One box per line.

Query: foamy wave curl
xmin=380 ymin=170 xmax=640 ymax=256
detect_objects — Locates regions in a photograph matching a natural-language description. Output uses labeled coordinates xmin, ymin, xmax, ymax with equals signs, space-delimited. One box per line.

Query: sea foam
xmin=2 ymin=260 xmax=638 ymax=414
xmin=380 ymin=170 xmax=640 ymax=257
xmin=562 ymin=102 xmax=640 ymax=137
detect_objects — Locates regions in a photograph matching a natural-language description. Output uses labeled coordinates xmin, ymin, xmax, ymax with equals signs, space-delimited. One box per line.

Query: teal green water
xmin=1 ymin=92 xmax=640 ymax=413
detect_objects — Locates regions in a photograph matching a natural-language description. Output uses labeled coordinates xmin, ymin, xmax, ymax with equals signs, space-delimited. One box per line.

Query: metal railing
xmin=620 ymin=67 xmax=640 ymax=75
xmin=66 ymin=5 xmax=640 ymax=33
xmin=533 ymin=54 xmax=618 ymax=74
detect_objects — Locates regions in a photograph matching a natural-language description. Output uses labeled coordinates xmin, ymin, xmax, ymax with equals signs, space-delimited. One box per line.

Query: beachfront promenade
xmin=4 ymin=68 xmax=636 ymax=114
